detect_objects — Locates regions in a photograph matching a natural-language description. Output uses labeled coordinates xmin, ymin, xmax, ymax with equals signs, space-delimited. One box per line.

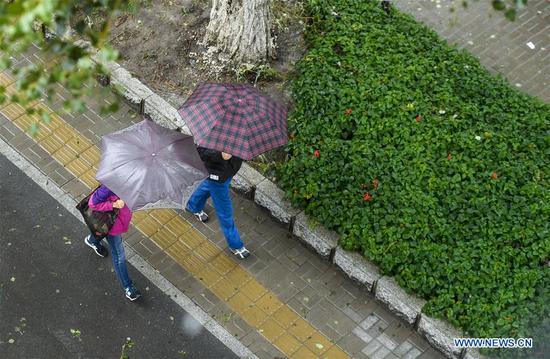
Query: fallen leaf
xmin=10 ymin=277 xmax=15 ymax=282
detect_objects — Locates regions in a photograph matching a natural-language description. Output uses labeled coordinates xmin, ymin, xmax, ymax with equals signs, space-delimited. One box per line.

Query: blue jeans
xmin=186 ymin=178 xmax=244 ymax=250
xmin=88 ymin=233 xmax=132 ymax=290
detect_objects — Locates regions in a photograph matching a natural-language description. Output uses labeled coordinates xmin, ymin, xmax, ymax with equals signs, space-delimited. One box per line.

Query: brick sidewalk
xmin=0 ymin=46 xmax=443 ymax=359
xmin=392 ymin=0 xmax=549 ymax=103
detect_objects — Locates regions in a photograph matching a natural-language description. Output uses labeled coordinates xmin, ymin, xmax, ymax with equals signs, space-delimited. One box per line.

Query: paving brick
xmin=403 ymin=347 xmax=423 ymax=359
xmin=383 ymin=321 xmax=416 ymax=348
xmin=377 ymin=332 xmax=399 ymax=351
xmin=318 ymin=323 xmax=342 ymax=345
xmin=360 ymin=314 xmax=380 ymax=331
xmin=362 ymin=339 xmax=383 ymax=357
xmin=273 ymin=305 xmax=298 ymax=329
xmin=277 ymin=254 xmax=300 ymax=272
xmin=418 ymin=347 xmax=447 ymax=359
xmin=351 ymin=326 xmax=373 ymax=344
xmin=288 ymin=319 xmax=316 ymax=342
xmin=294 ymin=286 xmax=323 ymax=310
xmin=326 ymin=307 xmax=358 ymax=337
xmin=291 ymin=345 xmax=317 ymax=359
xmin=366 ymin=322 xmax=392 ymax=342
xmin=191 ymin=290 xmax=216 ymax=313
xmin=273 ymin=333 xmax=301 ymax=356
xmin=272 ymin=283 xmax=299 ymax=303
xmin=372 ymin=347 xmax=392 ymax=359
xmin=256 ymin=292 xmax=282 ymax=316
xmin=49 ymin=168 xmax=73 ymax=187
xmin=391 ymin=0 xmax=549 ymax=102
xmin=60 ymin=177 xmax=89 ymax=199
xmin=394 ymin=341 xmax=415 ymax=357
xmin=323 ymin=345 xmax=352 ymax=359
xmin=0 ymin=121 xmax=18 ymax=141
xmin=242 ymin=306 xmax=272 ymax=328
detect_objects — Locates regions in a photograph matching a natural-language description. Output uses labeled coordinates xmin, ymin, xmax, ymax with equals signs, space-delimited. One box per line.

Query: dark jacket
xmin=197 ymin=146 xmax=243 ymax=183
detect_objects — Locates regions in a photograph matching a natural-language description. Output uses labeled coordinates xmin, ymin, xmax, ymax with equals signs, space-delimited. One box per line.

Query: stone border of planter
xmin=87 ymin=50 xmax=485 ymax=359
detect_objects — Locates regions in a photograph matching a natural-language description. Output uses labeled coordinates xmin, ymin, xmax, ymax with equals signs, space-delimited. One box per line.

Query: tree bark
xmin=204 ymin=0 xmax=274 ymax=64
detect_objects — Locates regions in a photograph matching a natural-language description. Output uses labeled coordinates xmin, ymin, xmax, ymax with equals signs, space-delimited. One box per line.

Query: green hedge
xmin=278 ymin=0 xmax=549 ymax=350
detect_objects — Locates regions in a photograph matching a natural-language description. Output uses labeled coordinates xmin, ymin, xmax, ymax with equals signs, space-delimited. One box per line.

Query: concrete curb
xmin=333 ymin=247 xmax=380 ymax=292
xmin=292 ymin=212 xmax=338 ymax=258
xmin=375 ymin=276 xmax=426 ymax=326
xmin=418 ymin=315 xmax=465 ymax=359
xmin=89 ymin=54 xmax=483 ymax=359
xmin=232 ymin=164 xmax=264 ymax=198
xmin=254 ymin=178 xmax=300 ymax=227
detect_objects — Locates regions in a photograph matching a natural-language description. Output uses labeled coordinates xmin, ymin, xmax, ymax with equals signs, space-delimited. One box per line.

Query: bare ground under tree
xmin=98 ymin=0 xmax=307 ymax=175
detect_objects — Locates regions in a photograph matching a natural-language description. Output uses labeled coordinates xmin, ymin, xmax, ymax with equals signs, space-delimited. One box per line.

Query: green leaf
xmin=492 ymin=0 xmax=506 ymax=11
xmin=505 ymin=8 xmax=517 ymax=21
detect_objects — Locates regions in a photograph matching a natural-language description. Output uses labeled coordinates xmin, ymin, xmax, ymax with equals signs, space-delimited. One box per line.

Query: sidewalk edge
xmin=0 ymin=136 xmax=258 ymax=359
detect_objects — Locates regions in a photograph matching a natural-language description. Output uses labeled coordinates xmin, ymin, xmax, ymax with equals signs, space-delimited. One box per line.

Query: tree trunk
xmin=204 ymin=0 xmax=274 ymax=64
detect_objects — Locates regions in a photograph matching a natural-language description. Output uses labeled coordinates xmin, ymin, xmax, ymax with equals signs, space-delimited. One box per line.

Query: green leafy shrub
xmin=278 ymin=0 xmax=549 ymax=350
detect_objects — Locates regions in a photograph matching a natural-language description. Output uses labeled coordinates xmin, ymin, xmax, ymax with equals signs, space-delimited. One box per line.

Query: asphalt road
xmin=0 ymin=154 xmax=237 ymax=359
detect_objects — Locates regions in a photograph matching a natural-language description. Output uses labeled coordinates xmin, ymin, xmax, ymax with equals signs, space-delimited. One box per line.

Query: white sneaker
xmin=187 ymin=209 xmax=209 ymax=223
xmin=231 ymin=247 xmax=250 ymax=259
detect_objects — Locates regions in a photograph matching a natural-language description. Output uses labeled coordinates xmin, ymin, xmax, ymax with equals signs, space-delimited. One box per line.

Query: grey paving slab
xmin=392 ymin=0 xmax=549 ymax=103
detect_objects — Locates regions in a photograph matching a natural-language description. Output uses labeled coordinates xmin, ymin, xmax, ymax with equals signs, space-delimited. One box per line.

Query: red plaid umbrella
xmin=177 ymin=83 xmax=288 ymax=160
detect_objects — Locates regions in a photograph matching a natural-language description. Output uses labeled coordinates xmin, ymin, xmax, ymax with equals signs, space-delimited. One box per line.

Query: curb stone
xmin=86 ymin=52 xmax=478 ymax=359
xmin=110 ymin=66 xmax=155 ymax=106
xmin=143 ymin=92 xmax=185 ymax=131
xmin=292 ymin=211 xmax=338 ymax=258
xmin=254 ymin=178 xmax=300 ymax=226
xmin=418 ymin=314 xmax=464 ymax=359
xmin=375 ymin=276 xmax=426 ymax=326
xmin=232 ymin=164 xmax=264 ymax=197
xmin=333 ymin=247 xmax=381 ymax=292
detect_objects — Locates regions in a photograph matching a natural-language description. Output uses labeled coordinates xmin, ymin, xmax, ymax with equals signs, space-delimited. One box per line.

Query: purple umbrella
xmin=96 ymin=120 xmax=208 ymax=211
xmin=177 ymin=83 xmax=288 ymax=160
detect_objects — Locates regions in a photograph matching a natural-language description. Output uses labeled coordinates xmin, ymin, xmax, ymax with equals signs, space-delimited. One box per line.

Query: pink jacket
xmin=88 ymin=194 xmax=132 ymax=236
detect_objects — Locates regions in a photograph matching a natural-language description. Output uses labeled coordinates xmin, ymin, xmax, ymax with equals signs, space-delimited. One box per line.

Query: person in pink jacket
xmin=84 ymin=184 xmax=141 ymax=301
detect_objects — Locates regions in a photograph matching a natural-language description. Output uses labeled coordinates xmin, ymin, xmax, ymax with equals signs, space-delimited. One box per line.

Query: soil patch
xmin=98 ymin=0 xmax=306 ymax=177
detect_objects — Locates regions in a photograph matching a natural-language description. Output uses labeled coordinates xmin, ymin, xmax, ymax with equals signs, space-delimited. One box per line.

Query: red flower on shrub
xmin=372 ymin=178 xmax=379 ymax=189
xmin=491 ymin=171 xmax=498 ymax=180
xmin=363 ymin=193 xmax=373 ymax=201
xmin=447 ymin=153 xmax=452 ymax=160
xmin=314 ymin=149 xmax=320 ymax=158
xmin=415 ymin=114 xmax=423 ymax=122
xmin=344 ymin=108 xmax=353 ymax=116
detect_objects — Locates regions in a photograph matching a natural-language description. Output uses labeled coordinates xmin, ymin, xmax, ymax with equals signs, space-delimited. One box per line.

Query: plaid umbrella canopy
xmin=177 ymin=83 xmax=288 ymax=160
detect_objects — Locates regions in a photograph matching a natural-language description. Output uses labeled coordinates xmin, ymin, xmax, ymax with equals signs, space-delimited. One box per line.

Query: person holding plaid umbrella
xmin=186 ymin=147 xmax=248 ymax=258
xmin=179 ymin=83 xmax=288 ymax=259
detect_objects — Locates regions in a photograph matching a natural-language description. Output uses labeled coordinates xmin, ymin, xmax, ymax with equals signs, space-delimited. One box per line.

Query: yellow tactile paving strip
xmin=0 ymin=70 xmax=350 ymax=359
